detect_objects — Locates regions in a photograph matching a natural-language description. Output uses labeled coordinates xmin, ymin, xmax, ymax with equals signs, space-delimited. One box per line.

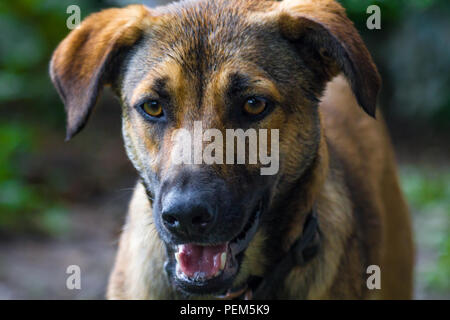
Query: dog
xmin=50 ymin=0 xmax=414 ymax=299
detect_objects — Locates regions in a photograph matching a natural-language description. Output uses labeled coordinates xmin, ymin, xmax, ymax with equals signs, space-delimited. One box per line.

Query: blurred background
xmin=0 ymin=0 xmax=448 ymax=299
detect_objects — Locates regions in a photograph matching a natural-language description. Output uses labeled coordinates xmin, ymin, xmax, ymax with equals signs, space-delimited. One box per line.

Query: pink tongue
xmin=178 ymin=243 xmax=227 ymax=278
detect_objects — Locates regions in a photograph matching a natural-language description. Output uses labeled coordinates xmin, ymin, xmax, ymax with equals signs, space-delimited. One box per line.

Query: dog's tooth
xmin=220 ymin=252 xmax=227 ymax=270
xmin=175 ymin=252 xmax=180 ymax=264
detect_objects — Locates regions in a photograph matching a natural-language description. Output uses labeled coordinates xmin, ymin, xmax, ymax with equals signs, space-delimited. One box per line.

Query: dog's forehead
xmin=149 ymin=1 xmax=274 ymax=74
xmin=121 ymin=0 xmax=287 ymax=104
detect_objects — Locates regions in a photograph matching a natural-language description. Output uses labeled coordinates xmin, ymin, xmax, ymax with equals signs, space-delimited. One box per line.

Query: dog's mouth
xmin=170 ymin=200 xmax=263 ymax=295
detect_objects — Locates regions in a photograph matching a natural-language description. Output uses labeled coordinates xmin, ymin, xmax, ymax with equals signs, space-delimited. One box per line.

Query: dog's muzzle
xmin=152 ymin=168 xmax=268 ymax=295
xmin=161 ymin=197 xmax=264 ymax=295
xmin=173 ymin=200 xmax=262 ymax=280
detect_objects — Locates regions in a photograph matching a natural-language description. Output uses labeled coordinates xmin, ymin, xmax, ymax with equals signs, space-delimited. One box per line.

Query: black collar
xmin=218 ymin=207 xmax=321 ymax=300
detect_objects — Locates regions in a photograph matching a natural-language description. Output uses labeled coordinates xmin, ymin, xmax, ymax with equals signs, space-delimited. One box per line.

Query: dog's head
xmin=50 ymin=0 xmax=380 ymax=296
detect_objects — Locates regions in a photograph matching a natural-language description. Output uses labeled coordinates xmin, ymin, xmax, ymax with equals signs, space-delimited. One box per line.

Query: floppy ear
xmin=50 ymin=5 xmax=152 ymax=140
xmin=277 ymin=0 xmax=381 ymax=116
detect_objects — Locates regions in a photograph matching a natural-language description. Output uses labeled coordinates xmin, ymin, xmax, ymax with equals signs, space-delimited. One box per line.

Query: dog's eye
xmin=142 ymin=100 xmax=163 ymax=118
xmin=243 ymin=97 xmax=267 ymax=116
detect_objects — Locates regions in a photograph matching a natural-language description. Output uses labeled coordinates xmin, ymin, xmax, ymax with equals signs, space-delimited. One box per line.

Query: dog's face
xmin=50 ymin=0 xmax=379 ymax=296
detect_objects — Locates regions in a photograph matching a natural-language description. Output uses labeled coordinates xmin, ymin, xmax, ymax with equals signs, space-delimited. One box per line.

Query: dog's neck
xmin=278 ymin=127 xmax=329 ymax=253
xmin=227 ymin=128 xmax=330 ymax=299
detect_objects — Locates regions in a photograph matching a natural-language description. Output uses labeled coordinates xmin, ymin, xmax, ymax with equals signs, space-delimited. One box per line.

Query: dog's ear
xmin=276 ymin=0 xmax=381 ymax=116
xmin=50 ymin=5 xmax=152 ymax=140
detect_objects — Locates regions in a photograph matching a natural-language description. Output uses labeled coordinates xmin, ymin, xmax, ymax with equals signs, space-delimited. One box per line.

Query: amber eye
xmin=243 ymin=97 xmax=267 ymax=116
xmin=142 ymin=100 xmax=163 ymax=118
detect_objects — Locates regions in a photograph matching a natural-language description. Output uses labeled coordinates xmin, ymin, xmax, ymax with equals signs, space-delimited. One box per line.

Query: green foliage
xmin=0 ymin=1 xmax=114 ymax=235
xmin=428 ymin=234 xmax=450 ymax=292
xmin=401 ymin=166 xmax=450 ymax=210
xmin=400 ymin=166 xmax=450 ymax=293
xmin=340 ymin=0 xmax=450 ymax=24
xmin=0 ymin=1 xmax=108 ymax=122
xmin=0 ymin=122 xmax=69 ymax=235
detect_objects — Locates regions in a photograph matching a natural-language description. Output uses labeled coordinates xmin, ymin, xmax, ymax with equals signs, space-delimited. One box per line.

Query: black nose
xmin=161 ymin=194 xmax=215 ymax=237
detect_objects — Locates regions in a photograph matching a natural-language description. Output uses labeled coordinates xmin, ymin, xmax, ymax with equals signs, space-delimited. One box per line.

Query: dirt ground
xmin=0 ymin=202 xmax=124 ymax=299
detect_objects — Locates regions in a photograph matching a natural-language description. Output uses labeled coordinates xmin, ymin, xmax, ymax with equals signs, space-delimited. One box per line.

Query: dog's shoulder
xmin=319 ymin=74 xmax=390 ymax=174
xmin=319 ymin=74 xmax=392 ymax=267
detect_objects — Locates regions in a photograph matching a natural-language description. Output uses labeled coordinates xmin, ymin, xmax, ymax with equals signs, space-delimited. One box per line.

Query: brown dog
xmin=50 ymin=0 xmax=414 ymax=299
